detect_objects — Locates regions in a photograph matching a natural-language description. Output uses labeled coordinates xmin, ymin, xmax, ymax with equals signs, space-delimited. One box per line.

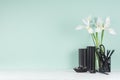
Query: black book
xmin=87 ymin=46 xmax=96 ymax=73
xmin=79 ymin=49 xmax=87 ymax=68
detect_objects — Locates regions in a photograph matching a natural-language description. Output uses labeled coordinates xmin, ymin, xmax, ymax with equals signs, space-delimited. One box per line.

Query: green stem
xmin=101 ymin=30 xmax=104 ymax=44
xmin=91 ymin=32 xmax=100 ymax=70
xmin=95 ymin=32 xmax=99 ymax=47
xmin=91 ymin=33 xmax=96 ymax=46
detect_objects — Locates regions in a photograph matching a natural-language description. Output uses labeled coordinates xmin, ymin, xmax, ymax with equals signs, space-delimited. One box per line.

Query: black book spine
xmin=87 ymin=46 xmax=96 ymax=73
xmin=83 ymin=49 xmax=87 ymax=68
xmin=79 ymin=49 xmax=83 ymax=67
xmin=87 ymin=48 xmax=90 ymax=70
xmin=79 ymin=49 xmax=87 ymax=68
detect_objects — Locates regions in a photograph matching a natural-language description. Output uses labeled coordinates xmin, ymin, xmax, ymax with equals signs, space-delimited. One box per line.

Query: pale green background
xmin=0 ymin=0 xmax=119 ymax=70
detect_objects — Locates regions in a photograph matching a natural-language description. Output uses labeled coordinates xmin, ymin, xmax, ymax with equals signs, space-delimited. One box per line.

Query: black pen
xmin=108 ymin=50 xmax=115 ymax=60
xmin=107 ymin=50 xmax=111 ymax=58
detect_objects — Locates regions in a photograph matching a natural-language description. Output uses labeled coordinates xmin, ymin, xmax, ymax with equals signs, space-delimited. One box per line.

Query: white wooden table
xmin=0 ymin=70 xmax=119 ymax=80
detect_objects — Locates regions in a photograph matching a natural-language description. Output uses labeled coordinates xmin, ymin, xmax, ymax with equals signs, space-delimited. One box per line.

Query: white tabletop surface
xmin=0 ymin=70 xmax=119 ymax=80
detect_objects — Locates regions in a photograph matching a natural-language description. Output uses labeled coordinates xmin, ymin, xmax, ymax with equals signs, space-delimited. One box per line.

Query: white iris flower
xmin=94 ymin=17 xmax=116 ymax=35
xmin=75 ymin=16 xmax=94 ymax=34
xmin=95 ymin=17 xmax=103 ymax=32
xmin=103 ymin=17 xmax=116 ymax=35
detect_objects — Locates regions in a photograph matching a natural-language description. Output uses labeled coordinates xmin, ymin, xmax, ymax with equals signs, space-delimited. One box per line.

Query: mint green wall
xmin=0 ymin=0 xmax=119 ymax=70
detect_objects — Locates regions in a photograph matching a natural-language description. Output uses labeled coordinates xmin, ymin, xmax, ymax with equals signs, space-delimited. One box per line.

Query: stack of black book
xmin=74 ymin=46 xmax=96 ymax=73
xmin=74 ymin=45 xmax=113 ymax=74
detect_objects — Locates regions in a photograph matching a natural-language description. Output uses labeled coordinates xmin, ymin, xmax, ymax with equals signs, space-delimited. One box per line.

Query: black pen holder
xmin=99 ymin=57 xmax=111 ymax=72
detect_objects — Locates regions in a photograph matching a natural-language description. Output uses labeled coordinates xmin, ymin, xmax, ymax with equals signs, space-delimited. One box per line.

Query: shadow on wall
xmin=69 ymin=50 xmax=78 ymax=69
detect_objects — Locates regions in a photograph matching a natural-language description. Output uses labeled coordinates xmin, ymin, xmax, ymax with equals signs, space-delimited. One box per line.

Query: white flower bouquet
xmin=76 ymin=16 xmax=116 ymax=47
